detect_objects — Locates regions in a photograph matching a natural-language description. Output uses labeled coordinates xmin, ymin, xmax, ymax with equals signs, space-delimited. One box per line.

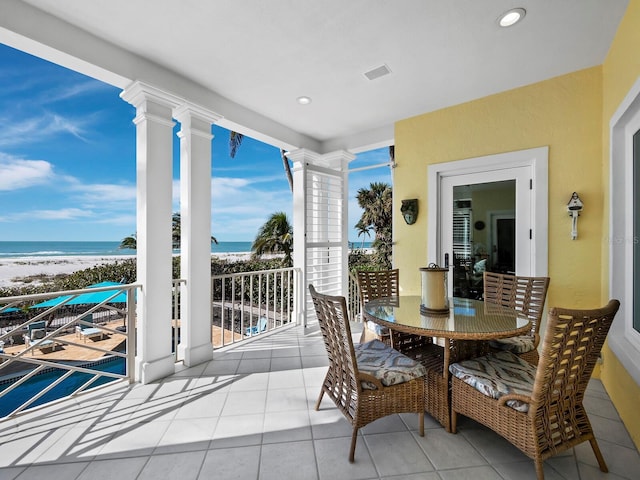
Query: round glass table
xmin=362 ymin=296 xmax=531 ymax=432
xmin=363 ymin=296 xmax=531 ymax=341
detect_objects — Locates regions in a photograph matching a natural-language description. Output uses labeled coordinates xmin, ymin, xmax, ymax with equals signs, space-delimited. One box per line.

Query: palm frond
xmin=229 ymin=131 xmax=244 ymax=158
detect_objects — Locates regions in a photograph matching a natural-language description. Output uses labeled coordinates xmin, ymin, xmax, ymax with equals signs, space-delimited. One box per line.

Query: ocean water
xmin=0 ymin=241 xmax=255 ymax=258
xmin=0 ymin=240 xmax=373 ymax=258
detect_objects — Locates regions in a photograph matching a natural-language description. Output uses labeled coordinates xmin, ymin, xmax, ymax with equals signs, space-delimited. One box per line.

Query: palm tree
xmin=118 ymin=234 xmax=137 ymax=250
xmin=229 ymin=132 xmax=293 ymax=192
xmin=251 ymin=212 xmax=293 ymax=265
xmin=355 ymin=220 xmax=372 ymax=248
xmin=356 ymin=182 xmax=393 ymax=269
xmin=119 ymin=213 xmax=217 ymax=250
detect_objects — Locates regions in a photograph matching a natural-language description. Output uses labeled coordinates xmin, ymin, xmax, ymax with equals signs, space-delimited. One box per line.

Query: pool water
xmin=0 ymin=357 xmax=125 ymax=417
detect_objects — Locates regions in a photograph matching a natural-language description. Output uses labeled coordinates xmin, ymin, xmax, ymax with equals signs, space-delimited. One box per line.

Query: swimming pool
xmin=0 ymin=356 xmax=125 ymax=417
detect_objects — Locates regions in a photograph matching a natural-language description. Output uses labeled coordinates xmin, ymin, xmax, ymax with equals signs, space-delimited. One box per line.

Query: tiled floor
xmin=1 ymin=324 xmax=639 ymax=480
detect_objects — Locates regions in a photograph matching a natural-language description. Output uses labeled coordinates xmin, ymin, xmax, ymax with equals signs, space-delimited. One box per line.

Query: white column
xmin=288 ymin=149 xmax=314 ymax=327
xmin=288 ymin=149 xmax=354 ymax=326
xmin=173 ymin=103 xmax=222 ymax=367
xmin=121 ymin=81 xmax=181 ymax=384
xmin=320 ymin=151 xmax=355 ymax=296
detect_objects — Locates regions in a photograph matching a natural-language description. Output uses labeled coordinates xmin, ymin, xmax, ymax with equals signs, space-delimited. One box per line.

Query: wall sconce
xmin=567 ymin=192 xmax=584 ymax=240
xmin=401 ymin=199 xmax=419 ymax=225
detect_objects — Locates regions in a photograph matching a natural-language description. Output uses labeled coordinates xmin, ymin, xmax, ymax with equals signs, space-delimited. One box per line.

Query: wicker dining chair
xmin=356 ymin=269 xmax=399 ymax=345
xmin=309 ymin=284 xmax=426 ymax=462
xmin=484 ymin=271 xmax=550 ymax=364
xmin=449 ymin=299 xmax=620 ymax=480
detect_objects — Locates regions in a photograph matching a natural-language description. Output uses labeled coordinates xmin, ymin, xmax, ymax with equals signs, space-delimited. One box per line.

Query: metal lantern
xmin=420 ymin=263 xmax=450 ymax=315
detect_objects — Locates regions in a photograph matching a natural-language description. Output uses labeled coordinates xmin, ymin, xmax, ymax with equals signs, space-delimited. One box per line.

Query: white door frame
xmin=610 ymin=75 xmax=640 ymax=384
xmin=427 ymin=146 xmax=549 ymax=282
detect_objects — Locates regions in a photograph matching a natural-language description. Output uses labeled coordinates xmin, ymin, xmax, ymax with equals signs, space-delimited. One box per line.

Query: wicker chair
xmin=484 ymin=271 xmax=550 ymax=364
xmin=309 ymin=284 xmax=426 ymax=462
xmin=450 ymin=299 xmax=620 ymax=480
xmin=356 ymin=269 xmax=399 ymax=345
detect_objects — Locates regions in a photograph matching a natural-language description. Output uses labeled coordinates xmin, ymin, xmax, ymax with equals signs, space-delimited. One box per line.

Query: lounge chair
xmin=75 ymin=314 xmax=106 ymax=342
xmin=24 ymin=320 xmax=56 ymax=354
xmin=245 ymin=316 xmax=267 ymax=336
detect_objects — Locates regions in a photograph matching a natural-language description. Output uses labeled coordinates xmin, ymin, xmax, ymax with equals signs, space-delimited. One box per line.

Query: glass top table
xmin=363 ymin=296 xmax=532 ymax=432
xmin=363 ymin=296 xmax=531 ymax=341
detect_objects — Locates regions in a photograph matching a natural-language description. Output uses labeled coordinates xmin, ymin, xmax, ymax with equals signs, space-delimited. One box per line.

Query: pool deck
xmin=1 ymin=320 xmax=243 ymax=378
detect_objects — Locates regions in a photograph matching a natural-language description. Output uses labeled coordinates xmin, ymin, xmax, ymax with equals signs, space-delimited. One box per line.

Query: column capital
xmin=319 ymin=150 xmax=356 ymax=170
xmin=174 ymin=103 xmax=222 ymax=141
xmin=120 ymin=81 xmax=181 ymax=128
xmin=120 ymin=80 xmax=182 ymax=110
xmin=286 ymin=148 xmax=321 ymax=166
xmin=173 ymin=102 xmax=223 ymax=126
xmin=287 ymin=148 xmax=355 ymax=170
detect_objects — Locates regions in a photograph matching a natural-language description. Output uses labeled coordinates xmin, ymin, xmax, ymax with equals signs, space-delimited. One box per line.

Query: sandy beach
xmin=0 ymin=253 xmax=256 ymax=289
xmin=0 ymin=256 xmax=132 ymax=288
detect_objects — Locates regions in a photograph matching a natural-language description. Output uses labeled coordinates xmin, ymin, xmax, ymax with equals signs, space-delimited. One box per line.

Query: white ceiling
xmin=2 ymin=0 xmax=629 ymax=153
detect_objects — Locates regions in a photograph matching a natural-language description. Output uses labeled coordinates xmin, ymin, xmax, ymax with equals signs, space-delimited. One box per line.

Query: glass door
xmin=439 ymin=167 xmax=531 ymax=299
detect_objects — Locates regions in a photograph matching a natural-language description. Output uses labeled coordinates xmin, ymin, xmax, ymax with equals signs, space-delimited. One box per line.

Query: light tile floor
xmin=1 ymin=324 xmax=639 ymax=480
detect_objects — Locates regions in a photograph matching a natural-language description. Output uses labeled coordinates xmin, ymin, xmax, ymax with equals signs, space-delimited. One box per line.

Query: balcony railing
xmin=0 ymin=267 xmax=301 ymax=418
xmin=0 ymin=283 xmax=138 ymax=419
xmin=211 ymin=267 xmax=299 ymax=348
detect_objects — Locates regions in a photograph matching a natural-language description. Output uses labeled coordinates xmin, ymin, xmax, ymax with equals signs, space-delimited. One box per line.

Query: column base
xmin=135 ymin=354 xmax=176 ymax=384
xmin=178 ymin=342 xmax=213 ymax=367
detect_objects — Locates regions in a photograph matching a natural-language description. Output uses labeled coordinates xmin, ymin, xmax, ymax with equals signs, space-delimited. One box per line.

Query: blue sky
xmin=0 ymin=43 xmax=392 ymax=243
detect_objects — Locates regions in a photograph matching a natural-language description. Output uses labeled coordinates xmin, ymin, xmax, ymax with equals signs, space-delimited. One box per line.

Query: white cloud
xmin=0 ymin=154 xmax=54 ymax=190
xmin=45 ymin=114 xmax=88 ymax=141
xmin=72 ymin=183 xmax=137 ymax=203
xmin=11 ymin=207 xmax=94 ymax=221
xmin=44 ymin=80 xmax=110 ymax=104
xmin=211 ymin=176 xmax=252 ymax=198
xmin=0 ymin=112 xmax=90 ymax=147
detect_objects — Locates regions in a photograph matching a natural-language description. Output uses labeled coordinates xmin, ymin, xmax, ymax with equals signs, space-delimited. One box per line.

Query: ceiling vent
xmin=364 ymin=64 xmax=391 ymax=81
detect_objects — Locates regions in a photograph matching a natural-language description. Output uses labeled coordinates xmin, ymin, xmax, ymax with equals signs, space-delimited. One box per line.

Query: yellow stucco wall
xmin=394 ymin=0 xmax=640 ymax=450
xmin=601 ymin=0 xmax=640 ymax=450
xmin=395 ymin=66 xmax=603 ymax=311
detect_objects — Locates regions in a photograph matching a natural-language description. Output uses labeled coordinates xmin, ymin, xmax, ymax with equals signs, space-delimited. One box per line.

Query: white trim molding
xmin=609 ymin=74 xmax=640 ymax=385
xmin=427 ymin=146 xmax=549 ymax=277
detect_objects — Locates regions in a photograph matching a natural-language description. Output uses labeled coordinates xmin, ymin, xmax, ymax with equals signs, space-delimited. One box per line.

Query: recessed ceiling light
xmin=297 ymin=96 xmax=312 ymax=105
xmin=498 ymin=8 xmax=526 ymax=27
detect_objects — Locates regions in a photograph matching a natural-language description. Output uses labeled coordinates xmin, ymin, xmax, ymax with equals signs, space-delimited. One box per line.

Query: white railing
xmin=211 ymin=267 xmax=299 ymax=348
xmin=0 ymin=283 xmax=138 ymax=419
xmin=172 ymin=278 xmax=184 ymax=362
xmin=0 ymin=269 xmax=300 ymax=418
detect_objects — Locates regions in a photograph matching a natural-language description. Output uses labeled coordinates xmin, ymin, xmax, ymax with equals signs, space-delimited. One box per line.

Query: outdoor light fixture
xmin=297 ymin=96 xmax=312 ymax=105
xmin=567 ymin=192 xmax=584 ymax=240
xmin=401 ymin=199 xmax=419 ymax=225
xmin=498 ymin=8 xmax=526 ymax=27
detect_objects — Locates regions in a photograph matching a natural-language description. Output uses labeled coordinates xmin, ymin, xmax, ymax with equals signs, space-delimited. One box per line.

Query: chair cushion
xmin=489 ymin=335 xmax=535 ymax=354
xmin=449 ymin=351 xmax=536 ymax=412
xmin=80 ymin=327 xmax=103 ymax=337
xmin=31 ymin=329 xmax=46 ymax=340
xmin=355 ymin=340 xmax=427 ymax=390
xmin=365 ymin=320 xmax=389 ymax=336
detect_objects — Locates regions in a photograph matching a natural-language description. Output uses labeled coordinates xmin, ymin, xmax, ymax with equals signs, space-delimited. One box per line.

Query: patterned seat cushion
xmin=448 ymin=351 xmax=536 ymax=412
xmin=355 ymin=340 xmax=427 ymax=390
xmin=365 ymin=320 xmax=389 ymax=336
xmin=489 ymin=335 xmax=535 ymax=354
